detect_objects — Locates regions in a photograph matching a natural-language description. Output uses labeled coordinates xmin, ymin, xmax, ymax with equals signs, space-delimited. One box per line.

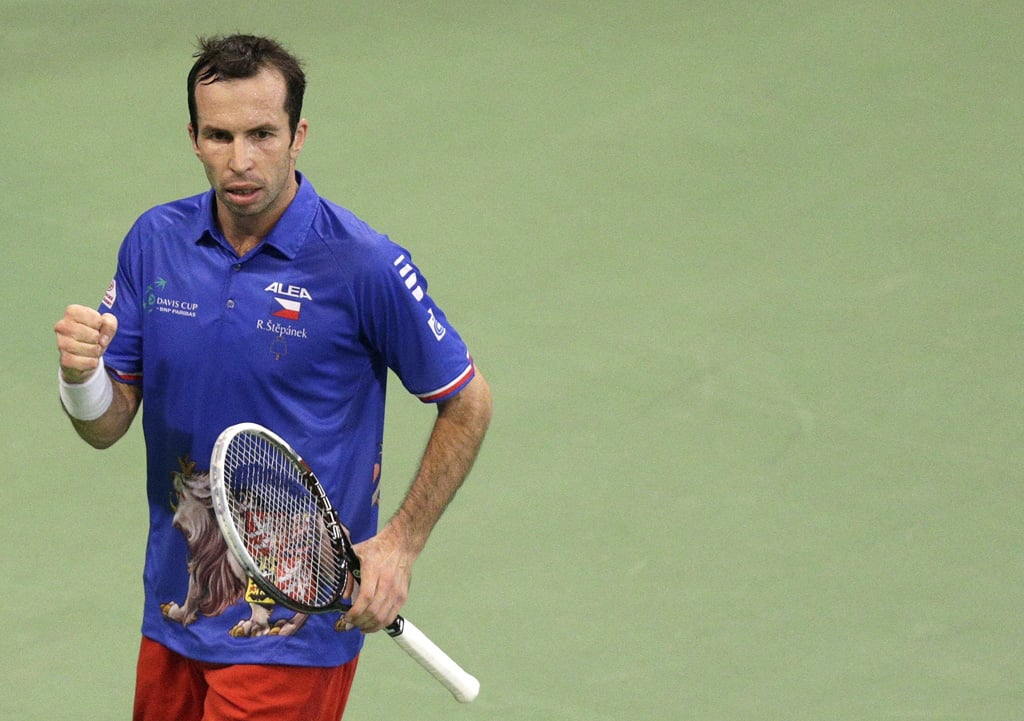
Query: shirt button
xmin=233 ymin=264 xmax=242 ymax=271
xmin=226 ymin=299 xmax=235 ymax=309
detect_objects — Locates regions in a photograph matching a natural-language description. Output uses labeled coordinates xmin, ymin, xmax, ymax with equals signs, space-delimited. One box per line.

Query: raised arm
xmin=54 ymin=304 xmax=141 ymax=449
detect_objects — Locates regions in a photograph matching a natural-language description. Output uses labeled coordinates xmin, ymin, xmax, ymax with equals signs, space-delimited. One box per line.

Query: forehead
xmin=193 ymin=67 xmax=289 ymax=129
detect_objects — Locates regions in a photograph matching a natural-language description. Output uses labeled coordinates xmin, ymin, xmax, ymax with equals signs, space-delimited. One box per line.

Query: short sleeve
xmin=357 ymin=241 xmax=474 ymax=403
xmin=99 ymin=222 xmax=145 ymax=384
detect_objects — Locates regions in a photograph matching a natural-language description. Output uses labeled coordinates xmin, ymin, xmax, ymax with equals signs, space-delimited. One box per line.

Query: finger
xmin=61 ymin=304 xmax=105 ymax=332
xmin=55 ymin=306 xmax=106 ymax=347
xmin=342 ymin=576 xmax=374 ymax=629
xmin=57 ymin=349 xmax=104 ymax=383
xmin=98 ymin=312 xmax=118 ymax=350
xmin=55 ymin=330 xmax=106 ymax=365
xmin=343 ymin=576 xmax=388 ymax=633
xmin=344 ymin=578 xmax=402 ymax=633
xmin=55 ymin=305 xmax=111 ymax=380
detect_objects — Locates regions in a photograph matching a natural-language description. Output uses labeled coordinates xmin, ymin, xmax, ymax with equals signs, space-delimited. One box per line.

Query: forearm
xmin=63 ymin=374 xmax=141 ymax=449
xmin=342 ymin=370 xmax=491 ymax=632
xmin=387 ymin=371 xmax=493 ymax=555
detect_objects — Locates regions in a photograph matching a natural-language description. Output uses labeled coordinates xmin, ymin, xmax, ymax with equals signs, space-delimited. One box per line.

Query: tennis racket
xmin=209 ymin=422 xmax=480 ymax=703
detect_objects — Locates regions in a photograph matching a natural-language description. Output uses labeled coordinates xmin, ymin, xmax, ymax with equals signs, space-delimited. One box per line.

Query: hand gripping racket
xmin=209 ymin=422 xmax=480 ymax=703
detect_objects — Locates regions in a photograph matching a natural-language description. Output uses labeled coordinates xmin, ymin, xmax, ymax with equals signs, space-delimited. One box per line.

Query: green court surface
xmin=3 ymin=2 xmax=1022 ymax=719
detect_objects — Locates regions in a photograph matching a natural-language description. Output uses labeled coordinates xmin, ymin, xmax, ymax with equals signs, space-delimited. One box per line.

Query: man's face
xmin=189 ymin=68 xmax=307 ymax=228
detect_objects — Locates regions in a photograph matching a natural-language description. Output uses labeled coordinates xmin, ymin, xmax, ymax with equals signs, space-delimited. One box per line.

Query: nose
xmin=228 ymin=138 xmax=253 ymax=173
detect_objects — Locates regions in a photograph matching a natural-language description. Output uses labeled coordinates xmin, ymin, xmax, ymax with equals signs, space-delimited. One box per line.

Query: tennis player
xmin=53 ymin=34 xmax=492 ymax=721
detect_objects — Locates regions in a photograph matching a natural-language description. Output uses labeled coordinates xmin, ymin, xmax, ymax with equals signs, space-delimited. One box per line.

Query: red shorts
xmin=132 ymin=637 xmax=359 ymax=721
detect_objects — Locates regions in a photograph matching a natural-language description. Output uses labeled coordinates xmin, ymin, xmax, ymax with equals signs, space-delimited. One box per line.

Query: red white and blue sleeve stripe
xmin=107 ymin=365 xmax=142 ymax=385
xmin=416 ymin=358 xmax=475 ymax=403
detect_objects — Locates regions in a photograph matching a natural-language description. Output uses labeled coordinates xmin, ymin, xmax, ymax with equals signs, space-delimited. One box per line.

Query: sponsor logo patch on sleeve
xmin=102 ymin=279 xmax=117 ymax=309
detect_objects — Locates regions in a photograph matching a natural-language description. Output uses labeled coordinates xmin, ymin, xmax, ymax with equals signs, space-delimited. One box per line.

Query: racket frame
xmin=209 ymin=422 xmax=480 ymax=703
xmin=209 ymin=422 xmax=351 ymax=614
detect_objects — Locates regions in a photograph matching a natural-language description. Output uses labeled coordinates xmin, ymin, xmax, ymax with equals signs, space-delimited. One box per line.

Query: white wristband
xmin=59 ymin=358 xmax=114 ymax=421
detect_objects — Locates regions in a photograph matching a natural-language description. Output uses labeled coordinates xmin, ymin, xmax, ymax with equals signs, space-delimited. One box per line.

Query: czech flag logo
xmin=271 ymin=297 xmax=301 ymax=321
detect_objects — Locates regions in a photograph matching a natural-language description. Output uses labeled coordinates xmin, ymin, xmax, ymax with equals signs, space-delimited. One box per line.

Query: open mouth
xmin=224 ymin=185 xmax=262 ymax=205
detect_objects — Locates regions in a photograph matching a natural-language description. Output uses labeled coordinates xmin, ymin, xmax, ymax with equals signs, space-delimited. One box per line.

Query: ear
xmin=188 ymin=123 xmax=200 ymax=155
xmin=290 ymin=118 xmax=309 ymax=159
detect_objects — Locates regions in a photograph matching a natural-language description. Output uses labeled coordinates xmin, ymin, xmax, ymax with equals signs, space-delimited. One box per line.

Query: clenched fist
xmin=54 ymin=304 xmax=118 ymax=384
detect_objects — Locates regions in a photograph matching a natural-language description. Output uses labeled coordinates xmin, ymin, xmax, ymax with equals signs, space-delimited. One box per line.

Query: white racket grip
xmin=388 ymin=616 xmax=480 ymax=703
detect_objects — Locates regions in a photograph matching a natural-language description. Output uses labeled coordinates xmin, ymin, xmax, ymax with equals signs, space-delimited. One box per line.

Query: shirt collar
xmin=194 ymin=172 xmax=317 ymax=260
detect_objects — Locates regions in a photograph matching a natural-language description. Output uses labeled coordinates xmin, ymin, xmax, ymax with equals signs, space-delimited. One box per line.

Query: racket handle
xmin=386 ymin=616 xmax=480 ymax=703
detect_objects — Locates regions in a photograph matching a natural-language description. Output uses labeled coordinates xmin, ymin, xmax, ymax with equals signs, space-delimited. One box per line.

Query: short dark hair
xmin=187 ymin=34 xmax=306 ymax=140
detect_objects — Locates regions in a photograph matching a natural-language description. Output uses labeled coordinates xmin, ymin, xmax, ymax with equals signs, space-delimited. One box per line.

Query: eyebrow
xmin=200 ymin=123 xmax=281 ymax=136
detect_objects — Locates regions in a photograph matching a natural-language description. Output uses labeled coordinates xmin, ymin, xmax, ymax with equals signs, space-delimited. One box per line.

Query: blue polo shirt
xmin=100 ymin=173 xmax=474 ymax=667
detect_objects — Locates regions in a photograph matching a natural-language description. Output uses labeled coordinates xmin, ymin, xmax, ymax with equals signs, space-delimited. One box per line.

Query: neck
xmin=219 ymin=211 xmax=264 ymax=252
xmin=218 ymin=217 xmax=269 ymax=257
xmin=225 ymin=233 xmax=263 ymax=257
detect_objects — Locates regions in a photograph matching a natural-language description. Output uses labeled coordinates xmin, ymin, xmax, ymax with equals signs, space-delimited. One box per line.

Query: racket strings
xmin=223 ymin=434 xmax=346 ymax=607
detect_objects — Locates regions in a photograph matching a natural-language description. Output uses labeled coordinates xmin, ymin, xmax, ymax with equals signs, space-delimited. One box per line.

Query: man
xmin=53 ymin=35 xmax=492 ymax=720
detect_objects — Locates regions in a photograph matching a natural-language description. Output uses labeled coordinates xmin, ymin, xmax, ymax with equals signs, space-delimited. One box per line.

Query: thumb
xmin=98 ymin=313 xmax=118 ymax=351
